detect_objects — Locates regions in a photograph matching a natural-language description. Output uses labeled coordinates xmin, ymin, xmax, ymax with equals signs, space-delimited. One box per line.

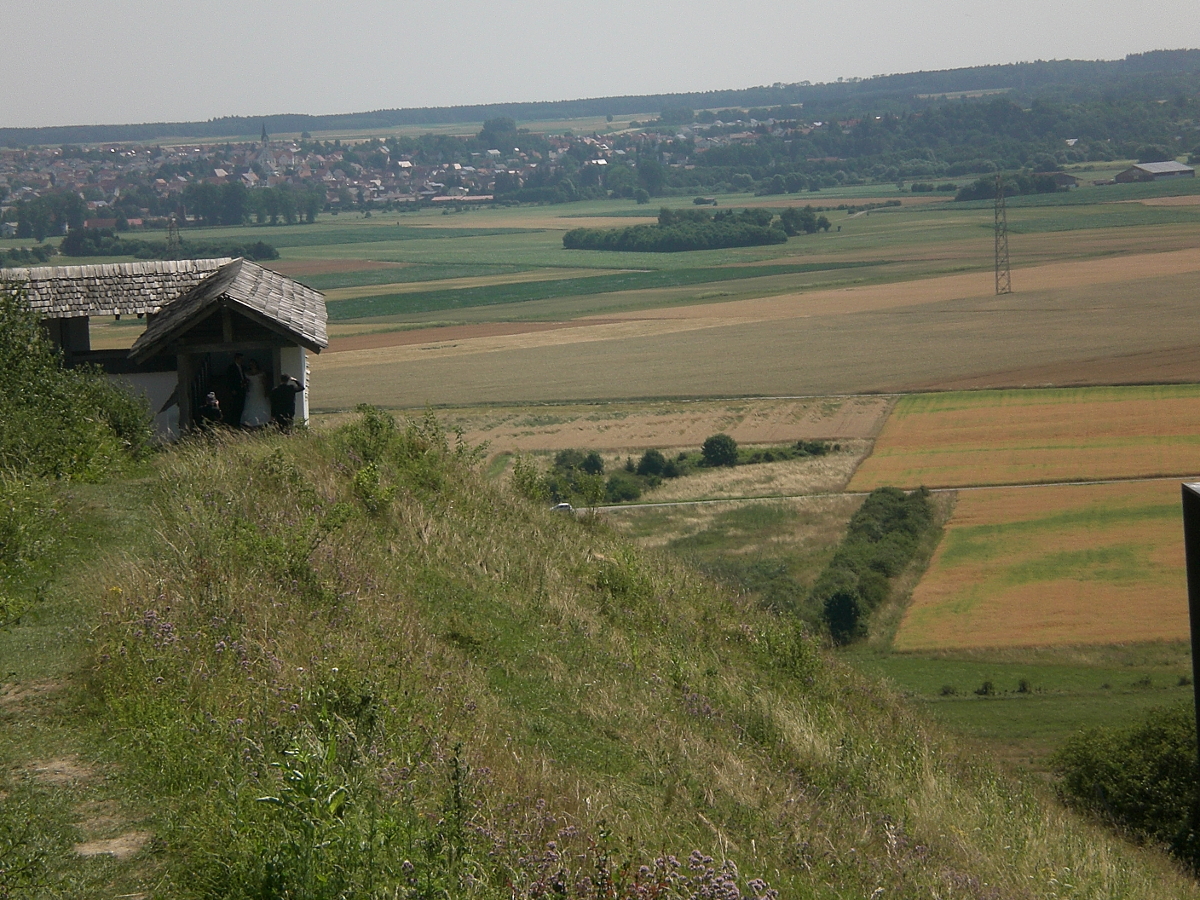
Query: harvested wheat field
xmin=895 ymin=480 xmax=1189 ymax=651
xmin=444 ymin=396 xmax=890 ymax=452
xmin=635 ymin=440 xmax=871 ymax=501
xmin=850 ymin=385 xmax=1200 ymax=490
xmin=310 ymin=248 xmax=1200 ymax=408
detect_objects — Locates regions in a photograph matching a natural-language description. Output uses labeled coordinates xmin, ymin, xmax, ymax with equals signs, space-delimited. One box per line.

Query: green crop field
xmin=851 ymin=645 xmax=1195 ymax=770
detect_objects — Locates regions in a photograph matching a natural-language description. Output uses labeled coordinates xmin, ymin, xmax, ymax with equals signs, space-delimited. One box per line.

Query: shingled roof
xmin=130 ymin=258 xmax=327 ymax=362
xmin=1 ymin=259 xmax=232 ymax=317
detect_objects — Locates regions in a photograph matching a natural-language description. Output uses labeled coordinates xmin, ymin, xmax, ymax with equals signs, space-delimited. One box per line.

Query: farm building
xmin=1114 ymin=161 xmax=1195 ymax=183
xmin=1 ymin=257 xmax=327 ymax=436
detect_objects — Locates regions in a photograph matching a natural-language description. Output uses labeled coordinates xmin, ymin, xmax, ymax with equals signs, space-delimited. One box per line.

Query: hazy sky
xmin=8 ymin=0 xmax=1200 ymax=129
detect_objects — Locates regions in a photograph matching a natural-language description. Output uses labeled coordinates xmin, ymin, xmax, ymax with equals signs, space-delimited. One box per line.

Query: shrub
xmin=0 ymin=282 xmax=152 ymax=479
xmin=701 ymin=433 xmax=738 ymax=468
xmin=581 ymin=451 xmax=604 ymax=475
xmin=509 ymin=454 xmax=547 ymax=502
xmin=1053 ymin=703 xmax=1200 ymax=870
xmin=636 ymin=449 xmax=667 ymax=477
xmin=605 ymin=470 xmax=643 ymax=503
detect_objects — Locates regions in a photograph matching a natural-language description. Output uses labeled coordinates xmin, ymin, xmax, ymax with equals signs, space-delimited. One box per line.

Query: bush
xmin=605 ymin=470 xmax=643 ymax=502
xmin=509 ymin=454 xmax=547 ymax=502
xmin=0 ymin=283 xmax=152 ymax=479
xmin=701 ymin=433 xmax=738 ymax=468
xmin=1053 ymin=703 xmax=1200 ymax=870
xmin=636 ymin=449 xmax=667 ymax=477
xmin=581 ymin=451 xmax=604 ymax=475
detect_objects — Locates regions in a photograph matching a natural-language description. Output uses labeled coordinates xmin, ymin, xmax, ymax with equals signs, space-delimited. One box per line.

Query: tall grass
xmin=77 ymin=412 xmax=1200 ymax=898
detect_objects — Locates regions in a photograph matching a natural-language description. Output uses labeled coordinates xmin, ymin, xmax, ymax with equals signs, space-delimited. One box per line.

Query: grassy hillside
xmin=3 ymin=413 xmax=1198 ymax=898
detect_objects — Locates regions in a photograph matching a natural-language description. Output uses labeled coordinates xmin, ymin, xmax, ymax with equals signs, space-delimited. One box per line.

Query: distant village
xmin=0 ymin=111 xmax=843 ymax=235
xmin=1 ymin=100 xmax=1189 ymax=241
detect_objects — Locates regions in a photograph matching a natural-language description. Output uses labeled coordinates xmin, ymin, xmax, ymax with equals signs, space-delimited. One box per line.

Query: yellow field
xmin=894 ymin=480 xmax=1189 ymax=651
xmin=849 ymin=385 xmax=1200 ymax=490
xmin=441 ymin=396 xmax=890 ymax=451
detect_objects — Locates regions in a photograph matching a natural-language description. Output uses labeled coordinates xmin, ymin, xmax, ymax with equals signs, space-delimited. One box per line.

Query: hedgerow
xmin=812 ymin=486 xmax=935 ymax=644
xmin=563 ymin=207 xmax=786 ymax=252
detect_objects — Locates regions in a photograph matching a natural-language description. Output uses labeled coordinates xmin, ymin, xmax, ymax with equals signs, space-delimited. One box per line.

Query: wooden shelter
xmin=2 ymin=258 xmax=328 ymax=435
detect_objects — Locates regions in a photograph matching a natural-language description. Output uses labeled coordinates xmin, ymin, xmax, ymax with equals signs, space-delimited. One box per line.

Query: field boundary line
xmin=595 ymin=473 xmax=1200 ymax=513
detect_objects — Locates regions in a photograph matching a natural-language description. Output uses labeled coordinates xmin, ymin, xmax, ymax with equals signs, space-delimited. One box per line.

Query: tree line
xmin=59 ymin=228 xmax=278 ymax=262
xmin=3 ymin=51 xmax=1198 ymax=147
xmin=563 ymin=207 xmax=799 ymax=252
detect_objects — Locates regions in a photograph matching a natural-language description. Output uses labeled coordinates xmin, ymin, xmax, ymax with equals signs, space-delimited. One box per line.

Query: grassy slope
xmin=3 ymin=419 xmax=1198 ymax=898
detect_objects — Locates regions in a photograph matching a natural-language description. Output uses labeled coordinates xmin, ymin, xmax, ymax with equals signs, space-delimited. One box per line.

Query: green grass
xmin=248 ymin=223 xmax=543 ymax=248
xmin=891 ymin=384 xmax=1200 ymax=416
xmin=5 ymin=421 xmax=1200 ymax=897
xmin=850 ymin=646 xmax=1195 ymax=769
xmin=940 ymin=504 xmax=1177 ymax=567
xmin=1006 ymin=204 xmax=1200 ymax=233
xmin=297 ymin=262 xmax=534 ymax=290
xmin=326 ymin=259 xmax=886 ymax=319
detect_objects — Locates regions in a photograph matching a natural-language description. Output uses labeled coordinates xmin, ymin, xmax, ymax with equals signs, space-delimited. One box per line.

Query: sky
xmin=8 ymin=0 xmax=1200 ymax=129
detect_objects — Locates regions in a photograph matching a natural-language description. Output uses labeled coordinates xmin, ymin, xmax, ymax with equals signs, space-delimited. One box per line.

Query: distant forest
xmin=3 ymin=50 xmax=1200 ymax=147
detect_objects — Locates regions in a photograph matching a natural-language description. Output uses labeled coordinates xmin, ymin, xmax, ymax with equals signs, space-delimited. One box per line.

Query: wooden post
xmin=1180 ymin=483 xmax=1200 ymax=768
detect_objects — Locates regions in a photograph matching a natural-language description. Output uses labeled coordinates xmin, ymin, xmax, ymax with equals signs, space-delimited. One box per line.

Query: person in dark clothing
xmin=223 ymin=353 xmax=247 ymax=427
xmin=197 ymin=391 xmax=223 ymax=428
xmin=269 ymin=374 xmax=304 ymax=430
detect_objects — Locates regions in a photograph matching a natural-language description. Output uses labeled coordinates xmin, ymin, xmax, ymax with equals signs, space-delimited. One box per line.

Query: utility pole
xmin=1180 ymin=483 xmax=1200 ymax=772
xmin=165 ymin=215 xmax=181 ymax=258
xmin=994 ymin=173 xmax=1012 ymax=295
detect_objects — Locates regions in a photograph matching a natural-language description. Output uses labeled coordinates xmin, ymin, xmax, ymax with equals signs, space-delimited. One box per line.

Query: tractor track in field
xmin=593 ymin=473 xmax=1200 ymax=513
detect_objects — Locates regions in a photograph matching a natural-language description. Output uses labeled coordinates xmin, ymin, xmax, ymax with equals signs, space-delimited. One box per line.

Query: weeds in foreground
xmin=66 ymin=411 xmax=1200 ymax=899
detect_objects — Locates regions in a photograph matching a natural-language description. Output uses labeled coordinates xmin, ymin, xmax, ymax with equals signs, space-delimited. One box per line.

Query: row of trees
xmin=953 ymin=171 xmax=1066 ymax=202
xmin=0 ymin=244 xmax=54 ymax=268
xmin=513 ymin=435 xmax=836 ymax=507
xmin=7 ymin=182 xmax=326 ymax=244
xmin=59 ymin=227 xmax=278 ymax=261
xmin=810 ymin=487 xmax=935 ymax=644
xmin=563 ymin=207 xmax=791 ymax=252
xmin=180 ymin=182 xmax=324 ymax=226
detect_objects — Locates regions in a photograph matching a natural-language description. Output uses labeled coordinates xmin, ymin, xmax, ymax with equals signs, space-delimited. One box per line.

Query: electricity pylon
xmin=994 ymin=173 xmax=1012 ymax=295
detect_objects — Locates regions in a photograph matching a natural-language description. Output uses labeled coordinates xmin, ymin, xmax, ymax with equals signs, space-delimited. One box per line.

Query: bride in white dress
xmin=240 ymin=359 xmax=272 ymax=427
